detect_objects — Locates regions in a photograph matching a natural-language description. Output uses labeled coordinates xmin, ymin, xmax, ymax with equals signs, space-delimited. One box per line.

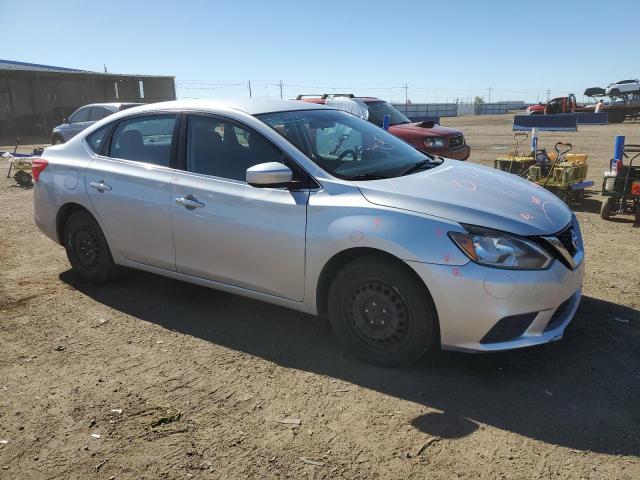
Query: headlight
xmin=449 ymin=226 xmax=552 ymax=270
xmin=424 ymin=137 xmax=445 ymax=148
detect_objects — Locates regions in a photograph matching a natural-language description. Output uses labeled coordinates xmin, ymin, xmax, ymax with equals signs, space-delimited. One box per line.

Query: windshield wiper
xmin=398 ymin=160 xmax=433 ymax=176
xmin=343 ymin=173 xmax=390 ymax=181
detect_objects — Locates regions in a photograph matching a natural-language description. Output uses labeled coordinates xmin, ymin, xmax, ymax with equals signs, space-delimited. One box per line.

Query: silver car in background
xmin=51 ymin=102 xmax=142 ymax=144
xmin=33 ymin=99 xmax=585 ymax=367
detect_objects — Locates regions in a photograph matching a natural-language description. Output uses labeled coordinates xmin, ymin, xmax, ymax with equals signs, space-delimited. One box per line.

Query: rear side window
xmin=110 ymin=115 xmax=176 ymax=166
xmin=86 ymin=124 xmax=111 ymax=154
xmin=88 ymin=107 xmax=111 ymax=121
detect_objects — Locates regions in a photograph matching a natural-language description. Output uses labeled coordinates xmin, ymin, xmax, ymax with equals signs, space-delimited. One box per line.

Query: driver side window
xmin=186 ymin=115 xmax=286 ymax=182
xmin=69 ymin=107 xmax=90 ymax=123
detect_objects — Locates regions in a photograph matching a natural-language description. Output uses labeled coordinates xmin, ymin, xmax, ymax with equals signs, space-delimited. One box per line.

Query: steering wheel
xmin=337 ymin=149 xmax=358 ymax=162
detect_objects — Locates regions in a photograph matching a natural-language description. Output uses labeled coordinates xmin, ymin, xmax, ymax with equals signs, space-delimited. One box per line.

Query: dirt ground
xmin=0 ymin=115 xmax=639 ymax=480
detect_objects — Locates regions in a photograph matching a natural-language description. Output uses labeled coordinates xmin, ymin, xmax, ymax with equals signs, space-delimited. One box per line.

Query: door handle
xmin=89 ymin=180 xmax=112 ymax=192
xmin=175 ymin=195 xmax=205 ymax=210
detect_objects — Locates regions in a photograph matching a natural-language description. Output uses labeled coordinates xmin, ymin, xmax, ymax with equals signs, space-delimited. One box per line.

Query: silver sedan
xmin=32 ymin=99 xmax=585 ymax=367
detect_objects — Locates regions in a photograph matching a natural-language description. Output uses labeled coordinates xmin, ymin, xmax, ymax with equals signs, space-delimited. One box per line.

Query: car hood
xmin=354 ymin=160 xmax=572 ymax=236
xmin=389 ymin=122 xmax=463 ymax=138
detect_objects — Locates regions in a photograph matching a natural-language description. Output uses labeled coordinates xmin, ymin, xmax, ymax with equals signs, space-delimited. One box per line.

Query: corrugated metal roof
xmin=0 ymin=59 xmax=174 ymax=78
xmin=0 ymin=59 xmax=91 ymax=73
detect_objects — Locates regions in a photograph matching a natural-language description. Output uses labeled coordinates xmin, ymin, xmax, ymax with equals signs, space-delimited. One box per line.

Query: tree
xmin=474 ymin=96 xmax=485 ymax=104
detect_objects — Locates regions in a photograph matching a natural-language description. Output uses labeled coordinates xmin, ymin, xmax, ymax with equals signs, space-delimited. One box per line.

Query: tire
xmin=600 ymin=197 xmax=614 ymax=220
xmin=327 ymin=256 xmax=438 ymax=367
xmin=63 ymin=211 xmax=119 ymax=283
xmin=52 ymin=135 xmax=64 ymax=145
xmin=14 ymin=170 xmax=32 ymax=186
xmin=609 ymin=88 xmax=620 ymax=97
xmin=608 ymin=111 xmax=625 ymax=124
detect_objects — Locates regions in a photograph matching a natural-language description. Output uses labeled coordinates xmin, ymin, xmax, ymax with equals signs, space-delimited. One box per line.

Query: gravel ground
xmin=0 ymin=115 xmax=639 ymax=479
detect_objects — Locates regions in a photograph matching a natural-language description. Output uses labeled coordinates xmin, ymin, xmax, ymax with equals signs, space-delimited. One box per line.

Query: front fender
xmin=301 ymin=184 xmax=470 ymax=314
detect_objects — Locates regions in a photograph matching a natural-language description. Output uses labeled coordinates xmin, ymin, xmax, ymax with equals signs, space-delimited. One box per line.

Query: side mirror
xmin=63 ymin=117 xmax=70 ymax=124
xmin=246 ymin=162 xmax=292 ymax=188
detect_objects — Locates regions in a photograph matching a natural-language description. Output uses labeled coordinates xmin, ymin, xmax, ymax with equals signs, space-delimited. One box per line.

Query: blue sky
xmin=2 ymin=0 xmax=639 ymax=103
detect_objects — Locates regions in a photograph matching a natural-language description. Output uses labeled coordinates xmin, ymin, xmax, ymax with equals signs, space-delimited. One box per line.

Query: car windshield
xmin=257 ymin=109 xmax=439 ymax=180
xmin=365 ymin=101 xmax=411 ymax=126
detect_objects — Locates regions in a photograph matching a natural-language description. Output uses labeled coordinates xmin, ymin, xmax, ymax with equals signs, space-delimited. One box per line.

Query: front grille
xmin=449 ymin=135 xmax=464 ymax=149
xmin=535 ymin=221 xmax=581 ymax=270
xmin=544 ymin=296 xmax=573 ymax=332
xmin=555 ymin=223 xmax=577 ymax=256
xmin=480 ymin=312 xmax=537 ymax=344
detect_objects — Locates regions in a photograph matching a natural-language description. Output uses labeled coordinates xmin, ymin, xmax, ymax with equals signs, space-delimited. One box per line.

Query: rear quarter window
xmin=85 ymin=124 xmax=111 ymax=154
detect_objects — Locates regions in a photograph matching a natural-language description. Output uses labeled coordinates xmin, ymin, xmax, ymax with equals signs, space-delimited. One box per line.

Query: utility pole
xmin=488 ymin=87 xmax=493 ymax=104
xmin=279 ymin=80 xmax=283 ymax=99
xmin=405 ymin=83 xmax=408 ymax=107
xmin=546 ymin=88 xmax=551 ymax=101
xmin=248 ymin=80 xmax=252 ymax=98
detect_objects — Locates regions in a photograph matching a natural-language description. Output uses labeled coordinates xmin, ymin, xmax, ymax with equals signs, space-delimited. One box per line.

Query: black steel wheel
xmin=328 ymin=256 xmax=438 ymax=367
xmin=346 ymin=280 xmax=411 ymax=351
xmin=64 ymin=211 xmax=119 ymax=283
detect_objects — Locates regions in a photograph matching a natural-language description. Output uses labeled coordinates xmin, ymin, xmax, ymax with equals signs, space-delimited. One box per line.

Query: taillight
xmin=31 ymin=158 xmax=48 ymax=182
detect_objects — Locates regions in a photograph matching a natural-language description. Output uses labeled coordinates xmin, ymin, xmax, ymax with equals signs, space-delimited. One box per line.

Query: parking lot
xmin=0 ymin=114 xmax=638 ymax=479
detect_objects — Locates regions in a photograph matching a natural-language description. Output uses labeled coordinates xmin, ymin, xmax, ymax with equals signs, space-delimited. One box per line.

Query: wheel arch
xmin=55 ymin=202 xmax=95 ymax=245
xmin=315 ymin=247 xmax=435 ymax=320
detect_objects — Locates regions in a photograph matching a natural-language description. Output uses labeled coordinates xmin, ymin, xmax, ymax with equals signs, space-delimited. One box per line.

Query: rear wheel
xmin=63 ymin=211 xmax=119 ymax=283
xmin=608 ymin=111 xmax=626 ymax=124
xmin=327 ymin=257 xmax=438 ymax=367
xmin=600 ymin=197 xmax=614 ymax=220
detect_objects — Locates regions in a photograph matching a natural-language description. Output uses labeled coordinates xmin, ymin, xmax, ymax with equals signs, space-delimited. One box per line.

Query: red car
xmin=296 ymin=95 xmax=470 ymax=160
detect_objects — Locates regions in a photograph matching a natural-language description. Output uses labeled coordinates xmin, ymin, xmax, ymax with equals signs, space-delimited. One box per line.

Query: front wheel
xmin=327 ymin=257 xmax=438 ymax=367
xmin=64 ymin=211 xmax=119 ymax=283
xmin=600 ymin=197 xmax=614 ymax=220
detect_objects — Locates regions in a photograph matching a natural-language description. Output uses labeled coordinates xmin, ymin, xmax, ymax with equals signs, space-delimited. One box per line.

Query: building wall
xmin=0 ymin=71 xmax=175 ymax=145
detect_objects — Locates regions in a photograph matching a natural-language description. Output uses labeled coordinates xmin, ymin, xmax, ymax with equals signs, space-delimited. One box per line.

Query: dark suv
xmin=297 ymin=95 xmax=470 ymax=160
xmin=51 ymin=103 xmax=142 ymax=144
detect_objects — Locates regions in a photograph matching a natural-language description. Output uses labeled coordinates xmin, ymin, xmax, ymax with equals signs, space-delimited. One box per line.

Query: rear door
xmin=85 ymin=113 xmax=179 ymax=270
xmin=88 ymin=106 xmax=113 ymax=123
xmin=170 ymin=114 xmax=309 ymax=301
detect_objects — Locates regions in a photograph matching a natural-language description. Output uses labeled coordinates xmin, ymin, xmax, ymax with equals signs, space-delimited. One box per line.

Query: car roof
xmin=296 ymin=94 xmax=383 ymax=103
xmin=79 ymin=102 xmax=143 ymax=110
xmin=122 ymin=98 xmax=329 ymax=116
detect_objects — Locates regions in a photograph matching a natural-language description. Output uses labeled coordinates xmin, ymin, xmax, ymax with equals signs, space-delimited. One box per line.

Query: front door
xmin=171 ymin=114 xmax=308 ymax=301
xmin=85 ymin=114 xmax=178 ymax=270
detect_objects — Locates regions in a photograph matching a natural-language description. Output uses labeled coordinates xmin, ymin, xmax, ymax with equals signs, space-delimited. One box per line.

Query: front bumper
xmin=407 ymin=256 xmax=584 ymax=352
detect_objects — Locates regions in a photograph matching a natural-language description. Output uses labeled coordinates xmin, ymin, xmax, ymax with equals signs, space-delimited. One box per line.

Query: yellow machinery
xmin=494 ymin=134 xmax=592 ymax=203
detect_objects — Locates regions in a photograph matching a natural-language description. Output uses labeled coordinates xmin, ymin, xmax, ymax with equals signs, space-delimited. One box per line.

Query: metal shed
xmin=0 ymin=59 xmax=176 ymax=145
